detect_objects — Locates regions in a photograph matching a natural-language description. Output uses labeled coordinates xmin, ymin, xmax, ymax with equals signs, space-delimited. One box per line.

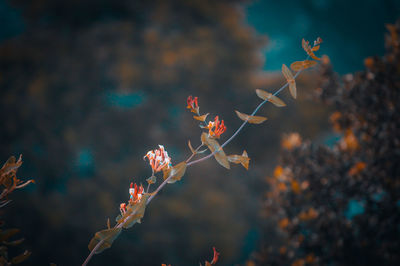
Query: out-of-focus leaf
xmin=201 ymin=132 xmax=230 ymax=169
xmin=0 ymin=228 xmax=20 ymax=242
xmin=11 ymin=250 xmax=31 ymax=264
xmin=193 ymin=113 xmax=209 ymax=122
xmin=162 ymin=167 xmax=171 ymax=180
xmin=119 ymin=193 xmax=151 ymax=229
xmin=3 ymin=238 xmax=24 ymax=246
xmin=15 ymin=179 xmax=35 ymax=189
xmin=255 ymin=89 xmax=286 ymax=107
xmin=311 ymin=45 xmax=320 ymax=51
xmin=88 ymin=227 xmax=122 ymax=254
xmin=282 ymin=64 xmax=297 ymax=99
xmin=235 ymin=110 xmax=267 ymax=124
xmin=0 ymin=155 xmax=22 ymax=177
xmin=166 ymin=162 xmax=187 ymax=184
xmin=146 ymin=175 xmax=156 ymax=184
xmin=107 ymin=218 xmax=111 ymax=229
xmin=0 ymin=200 xmax=11 ymax=208
xmin=290 ymin=60 xmax=317 ymax=71
xmin=302 ymin=38 xmax=320 ymax=60
xmin=188 ymin=140 xmax=196 ymax=154
xmin=228 ymin=150 xmax=250 ymax=170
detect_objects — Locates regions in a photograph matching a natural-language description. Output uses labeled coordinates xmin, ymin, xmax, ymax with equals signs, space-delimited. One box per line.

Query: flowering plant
xmin=83 ymin=37 xmax=323 ymax=265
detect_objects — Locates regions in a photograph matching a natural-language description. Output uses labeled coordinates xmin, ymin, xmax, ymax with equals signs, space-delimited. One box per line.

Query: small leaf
xmin=15 ymin=179 xmax=35 ymax=189
xmin=0 ymin=228 xmax=20 ymax=242
xmin=162 ymin=167 xmax=172 ymax=181
xmin=282 ymin=64 xmax=297 ymax=99
xmin=228 ymin=150 xmax=250 ymax=170
xmin=193 ymin=113 xmax=209 ymax=122
xmin=88 ymin=227 xmax=122 ymax=254
xmin=188 ymin=140 xmax=196 ymax=154
xmin=166 ymin=162 xmax=187 ymax=184
xmin=119 ymin=193 xmax=151 ymax=229
xmin=11 ymin=250 xmax=31 ymax=264
xmin=235 ymin=110 xmax=267 ymax=124
xmin=4 ymin=238 xmax=24 ymax=246
xmin=290 ymin=60 xmax=317 ymax=71
xmin=311 ymin=45 xmax=320 ymax=52
xmin=302 ymin=38 xmax=320 ymax=60
xmin=201 ymin=133 xmax=230 ymax=169
xmin=107 ymin=218 xmax=111 ymax=229
xmin=255 ymin=89 xmax=286 ymax=107
xmin=146 ymin=175 xmax=156 ymax=184
xmin=0 ymin=155 xmax=23 ymax=176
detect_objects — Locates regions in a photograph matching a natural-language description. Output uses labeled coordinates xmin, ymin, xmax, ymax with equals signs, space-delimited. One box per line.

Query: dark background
xmin=0 ymin=0 xmax=399 ymax=265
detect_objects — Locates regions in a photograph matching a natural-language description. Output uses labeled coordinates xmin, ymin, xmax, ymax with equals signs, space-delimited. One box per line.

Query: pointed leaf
xmin=290 ymin=60 xmax=317 ymax=71
xmin=11 ymin=250 xmax=31 ymax=264
xmin=4 ymin=238 xmax=24 ymax=246
xmin=88 ymin=227 xmax=122 ymax=254
xmin=235 ymin=110 xmax=267 ymax=124
xmin=146 ymin=175 xmax=156 ymax=184
xmin=0 ymin=228 xmax=20 ymax=242
xmin=119 ymin=193 xmax=151 ymax=229
xmin=188 ymin=140 xmax=196 ymax=154
xmin=166 ymin=162 xmax=187 ymax=184
xmin=282 ymin=64 xmax=297 ymax=99
xmin=0 ymin=155 xmax=22 ymax=176
xmin=311 ymin=45 xmax=320 ymax=51
xmin=193 ymin=113 xmax=209 ymax=122
xmin=201 ymin=133 xmax=230 ymax=169
xmin=162 ymin=167 xmax=172 ymax=181
xmin=302 ymin=38 xmax=320 ymax=60
xmin=228 ymin=150 xmax=250 ymax=170
xmin=255 ymin=89 xmax=286 ymax=107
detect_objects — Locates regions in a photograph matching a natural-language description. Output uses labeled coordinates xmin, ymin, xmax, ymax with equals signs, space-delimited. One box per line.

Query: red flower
xmin=144 ymin=145 xmax=172 ymax=172
xmin=210 ymin=247 xmax=220 ymax=265
xmin=129 ymin=182 xmax=144 ymax=204
xmin=187 ymin=95 xmax=199 ymax=114
xmin=206 ymin=116 xmax=226 ymax=138
xmin=119 ymin=203 xmax=127 ymax=215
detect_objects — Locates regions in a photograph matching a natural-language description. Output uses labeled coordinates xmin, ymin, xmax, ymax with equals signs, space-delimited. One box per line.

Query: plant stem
xmin=187 ymin=66 xmax=305 ymax=167
xmin=83 ymin=57 xmax=309 ymax=265
xmin=185 ymin=144 xmax=204 ymax=163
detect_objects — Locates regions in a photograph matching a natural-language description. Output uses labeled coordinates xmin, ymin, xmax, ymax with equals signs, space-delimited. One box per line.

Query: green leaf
xmin=88 ymin=227 xmax=122 ymax=254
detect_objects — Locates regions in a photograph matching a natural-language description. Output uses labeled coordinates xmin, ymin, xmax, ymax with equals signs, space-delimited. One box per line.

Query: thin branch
xmin=83 ymin=56 xmax=310 ymax=266
xmin=187 ymin=62 xmax=306 ymax=167
xmin=185 ymin=143 xmax=204 ymax=163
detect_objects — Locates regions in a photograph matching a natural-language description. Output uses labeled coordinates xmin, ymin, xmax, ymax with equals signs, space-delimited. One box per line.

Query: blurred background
xmin=0 ymin=0 xmax=399 ymax=265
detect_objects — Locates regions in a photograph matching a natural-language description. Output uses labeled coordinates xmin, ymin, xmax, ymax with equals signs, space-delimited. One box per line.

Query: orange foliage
xmin=339 ymin=129 xmax=359 ymax=151
xmin=279 ymin=218 xmax=290 ymax=229
xmin=348 ymin=162 xmax=367 ymax=176
xmin=281 ymin=133 xmax=302 ymax=150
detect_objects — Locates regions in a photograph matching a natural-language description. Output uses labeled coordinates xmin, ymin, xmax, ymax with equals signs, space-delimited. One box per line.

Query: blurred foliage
xmin=0 ymin=0 xmax=331 ymax=265
xmin=256 ymin=20 xmax=400 ymax=265
xmin=0 ymin=155 xmax=33 ymax=265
